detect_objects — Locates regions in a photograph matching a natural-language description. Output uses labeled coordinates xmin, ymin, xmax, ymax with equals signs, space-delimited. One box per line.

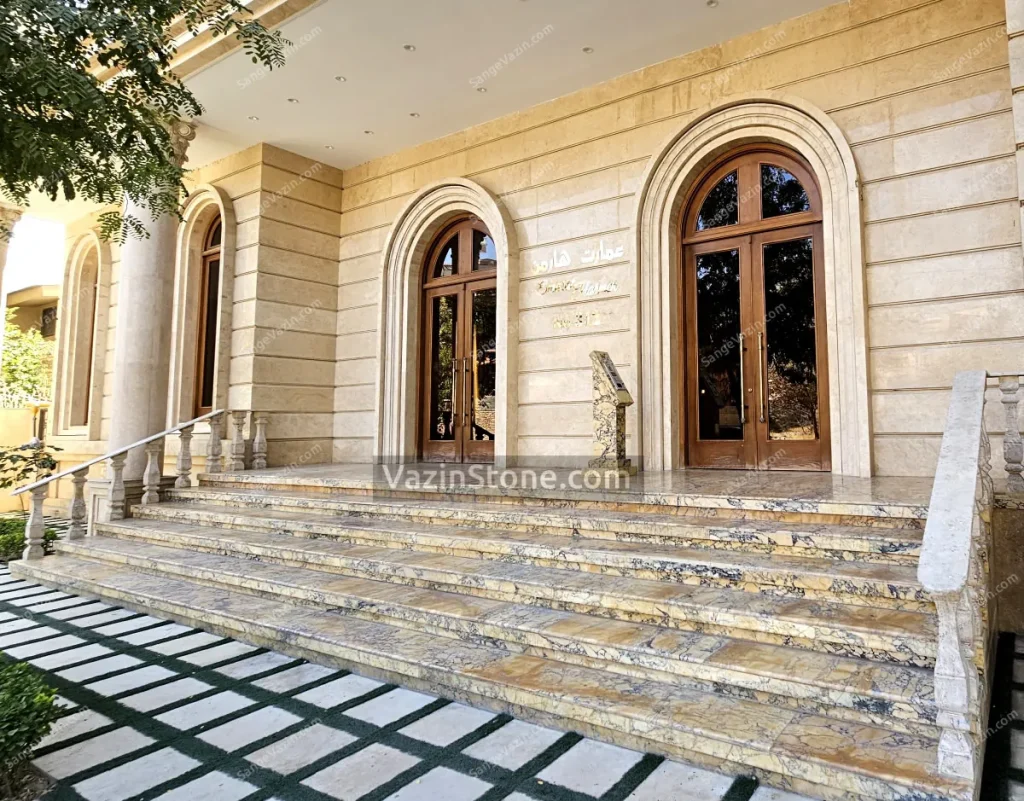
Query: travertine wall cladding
xmin=334 ymin=0 xmax=1023 ymax=476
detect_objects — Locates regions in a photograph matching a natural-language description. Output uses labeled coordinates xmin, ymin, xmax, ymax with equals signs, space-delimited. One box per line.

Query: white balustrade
xmin=253 ymin=414 xmax=269 ymax=470
xmin=176 ymin=424 xmax=194 ymax=488
xmin=68 ymin=468 xmax=88 ymax=541
xmin=230 ymin=411 xmax=247 ymax=471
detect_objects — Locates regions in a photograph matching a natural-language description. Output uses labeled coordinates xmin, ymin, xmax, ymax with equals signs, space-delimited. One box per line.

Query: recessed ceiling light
xmin=476 ymin=87 xmax=487 ymax=93
xmin=334 ymin=75 xmax=347 ymax=82
xmin=247 ymin=115 xmax=259 ymax=121
xmin=287 ymin=98 xmax=300 ymax=103
xmin=325 ymin=145 xmax=334 ymax=150
xmin=409 ymin=112 xmax=420 ymax=117
xmin=403 ymin=44 xmax=416 ymax=52
xmin=364 ymin=130 xmax=374 ymax=135
xmin=582 ymin=46 xmax=594 ymax=54
xmin=706 ymin=0 xmax=719 ymax=6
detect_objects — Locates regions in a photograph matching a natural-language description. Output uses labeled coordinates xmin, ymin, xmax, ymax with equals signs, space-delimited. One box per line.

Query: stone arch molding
xmin=168 ymin=184 xmax=236 ymax=425
xmin=376 ymin=178 xmax=519 ymax=467
xmin=634 ymin=92 xmax=872 ymax=477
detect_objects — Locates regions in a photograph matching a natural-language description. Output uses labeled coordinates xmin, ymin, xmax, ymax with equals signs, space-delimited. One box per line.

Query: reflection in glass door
xmin=420 ymin=219 xmax=499 ymax=463
xmin=682 ymin=146 xmax=830 ymax=471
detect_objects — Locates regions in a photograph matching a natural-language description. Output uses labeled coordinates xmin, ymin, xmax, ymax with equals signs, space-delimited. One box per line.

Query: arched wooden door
xmin=681 ymin=145 xmax=831 ymax=471
xmin=419 ymin=218 xmax=498 ymax=463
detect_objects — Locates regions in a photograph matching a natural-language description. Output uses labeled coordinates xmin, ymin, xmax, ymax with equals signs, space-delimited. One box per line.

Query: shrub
xmin=0 ymin=519 xmax=58 ymax=563
xmin=0 ymin=663 xmax=60 ymax=797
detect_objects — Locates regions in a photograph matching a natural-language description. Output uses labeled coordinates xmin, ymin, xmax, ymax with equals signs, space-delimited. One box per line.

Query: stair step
xmin=165 ymin=486 xmax=923 ymax=564
xmin=200 ymin=470 xmax=929 ymax=527
xmin=55 ymin=534 xmax=938 ymax=735
xmin=94 ymin=518 xmax=938 ymax=666
xmin=132 ymin=502 xmax=928 ymax=610
xmin=11 ymin=555 xmax=968 ymax=801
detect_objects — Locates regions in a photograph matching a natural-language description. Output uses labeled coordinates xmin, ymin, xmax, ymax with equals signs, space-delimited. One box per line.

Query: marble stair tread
xmin=55 ymin=534 xmax=938 ymax=729
xmin=165 ymin=486 xmax=924 ymax=557
xmin=199 ymin=470 xmax=931 ymax=522
xmin=12 ymin=555 xmax=967 ymax=801
xmin=134 ymin=502 xmax=925 ymax=604
xmin=95 ymin=518 xmax=938 ymax=664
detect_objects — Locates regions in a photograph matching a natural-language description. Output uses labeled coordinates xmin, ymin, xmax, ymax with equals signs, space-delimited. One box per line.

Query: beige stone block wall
xmin=331 ymin=0 xmax=1022 ymax=475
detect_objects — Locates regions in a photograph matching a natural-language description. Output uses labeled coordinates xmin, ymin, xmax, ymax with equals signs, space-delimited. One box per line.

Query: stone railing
xmin=995 ymin=372 xmax=1024 ymax=495
xmin=919 ymin=371 xmax=1001 ymax=786
xmin=12 ymin=410 xmax=269 ymax=560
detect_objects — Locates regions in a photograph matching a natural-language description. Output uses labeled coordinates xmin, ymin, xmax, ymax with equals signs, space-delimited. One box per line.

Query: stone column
xmin=108 ymin=121 xmax=196 ymax=479
xmin=0 ymin=205 xmax=24 ymax=362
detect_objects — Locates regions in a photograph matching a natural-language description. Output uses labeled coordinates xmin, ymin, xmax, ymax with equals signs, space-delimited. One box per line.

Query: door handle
xmin=737 ymin=332 xmax=746 ymax=425
xmin=757 ymin=332 xmax=766 ymax=424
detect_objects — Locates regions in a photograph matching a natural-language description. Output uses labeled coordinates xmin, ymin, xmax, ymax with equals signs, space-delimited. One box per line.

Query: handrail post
xmin=207 ymin=412 xmax=224 ymax=473
xmin=176 ymin=425 xmax=194 ymax=488
xmin=230 ymin=411 xmax=247 ymax=471
xmin=68 ymin=468 xmax=88 ymax=541
xmin=108 ymin=452 xmax=127 ymax=520
xmin=142 ymin=441 xmax=163 ymax=504
xmin=253 ymin=414 xmax=268 ymax=470
xmin=1001 ymin=377 xmax=1024 ymax=494
xmin=22 ymin=485 xmax=48 ymax=560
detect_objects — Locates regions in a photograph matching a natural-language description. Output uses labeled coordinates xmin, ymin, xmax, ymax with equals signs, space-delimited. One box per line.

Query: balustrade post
xmin=142 ymin=441 xmax=163 ymax=504
xmin=67 ymin=468 xmax=88 ymax=541
xmin=109 ymin=453 xmax=127 ymax=520
xmin=1001 ymin=377 xmax=1024 ymax=494
xmin=230 ymin=411 xmax=247 ymax=471
xmin=933 ymin=592 xmax=980 ymax=780
xmin=176 ymin=425 xmax=194 ymax=488
xmin=252 ymin=415 xmax=268 ymax=470
xmin=21 ymin=485 xmax=48 ymax=560
xmin=206 ymin=412 xmax=224 ymax=473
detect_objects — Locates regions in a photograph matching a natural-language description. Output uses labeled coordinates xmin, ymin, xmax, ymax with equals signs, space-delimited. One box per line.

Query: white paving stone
xmin=55 ymin=695 xmax=79 ymax=711
xmin=0 ymin=624 xmax=61 ymax=648
xmin=1012 ymin=729 xmax=1024 ymax=770
xmin=0 ymin=617 xmax=38 ymax=635
xmin=148 ymin=631 xmax=223 ymax=655
xmin=37 ymin=710 xmax=113 ymax=750
xmin=0 ymin=585 xmax=53 ymax=601
xmin=303 ymin=743 xmax=420 ymax=800
xmin=118 ymin=622 xmax=193 ymax=645
xmin=399 ymin=703 xmax=496 ymax=746
xmin=1014 ymin=660 xmax=1024 ymax=685
xmin=215 ymin=651 xmax=295 ymax=679
xmin=26 ymin=596 xmax=93 ymax=613
xmin=537 ymin=739 xmax=644 ymax=796
xmin=0 ymin=611 xmax=13 ymax=622
xmin=246 ymin=723 xmax=357 ymax=774
xmin=30 ymin=644 xmax=113 ymax=671
xmin=197 ymin=706 xmax=303 ymax=751
xmin=155 ymin=690 xmax=256 ymax=730
xmin=57 ymin=654 xmax=143 ymax=683
xmin=179 ymin=640 xmax=257 ymax=666
xmin=345 ymin=688 xmax=436 ymax=726
xmin=66 ymin=609 xmax=138 ymax=628
xmin=9 ymin=590 xmax=70 ymax=606
xmin=1010 ymin=780 xmax=1024 ymax=801
xmin=624 ymin=760 xmax=734 ymax=800
xmin=120 ymin=677 xmax=215 ymax=712
xmin=4 ymin=632 xmax=85 ymax=658
xmin=33 ymin=727 xmax=155 ymax=779
xmin=85 ymin=665 xmax=177 ymax=696
xmin=749 ymin=788 xmax=818 ymax=801
xmin=93 ymin=615 xmax=166 ymax=636
xmin=47 ymin=602 xmax=115 ymax=620
xmin=252 ymin=662 xmax=337 ymax=692
xmin=293 ymin=673 xmax=383 ymax=708
xmin=72 ymin=747 xmax=200 ymax=801
xmin=463 ymin=720 xmax=564 ymax=770
xmin=384 ymin=766 xmax=490 ymax=801
xmin=151 ymin=770 xmax=257 ymax=801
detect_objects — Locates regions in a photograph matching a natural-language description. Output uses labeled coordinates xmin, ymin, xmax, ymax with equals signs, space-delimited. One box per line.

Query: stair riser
xmin=165 ymin=490 xmax=921 ymax=565
xmin=95 ymin=524 xmax=938 ymax=667
xmin=56 ymin=539 xmax=939 ymax=737
xmin=10 ymin=560 xmax=963 ymax=801
xmin=131 ymin=506 xmax=930 ymax=611
xmin=199 ymin=477 xmax=927 ymax=530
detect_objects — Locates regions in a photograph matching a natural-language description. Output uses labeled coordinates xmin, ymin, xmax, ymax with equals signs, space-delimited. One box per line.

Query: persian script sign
xmin=531 ymin=239 xmax=625 ymax=276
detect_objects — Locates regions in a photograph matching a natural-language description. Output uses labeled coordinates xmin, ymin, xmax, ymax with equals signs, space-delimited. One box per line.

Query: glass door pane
xmin=468 ymin=286 xmax=497 ymax=443
xmin=428 ymin=293 xmax=459 ymax=442
xmin=695 ymin=249 xmax=743 ymax=441
xmin=762 ymin=237 xmax=819 ymax=441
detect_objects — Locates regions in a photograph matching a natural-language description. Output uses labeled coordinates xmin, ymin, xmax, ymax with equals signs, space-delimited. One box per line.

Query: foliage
xmin=0 ymin=0 xmax=289 ymax=241
xmin=0 ymin=518 xmax=59 ymax=562
xmin=0 ymin=663 xmax=60 ymax=797
xmin=0 ymin=310 xmax=53 ymax=400
xmin=0 ymin=441 xmax=61 ymax=491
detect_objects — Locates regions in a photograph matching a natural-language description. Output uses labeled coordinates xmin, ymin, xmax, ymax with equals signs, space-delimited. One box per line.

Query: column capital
xmin=167 ymin=120 xmax=197 ymax=167
xmin=0 ymin=203 xmax=23 ymax=234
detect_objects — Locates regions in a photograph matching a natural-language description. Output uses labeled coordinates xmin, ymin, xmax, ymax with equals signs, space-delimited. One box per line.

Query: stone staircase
xmin=12 ymin=470 xmax=973 ymax=801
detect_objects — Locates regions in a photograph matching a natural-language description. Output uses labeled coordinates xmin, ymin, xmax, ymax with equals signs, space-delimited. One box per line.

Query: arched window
xmin=193 ymin=216 xmax=221 ymax=415
xmin=69 ymin=245 xmax=99 ymax=427
xmin=680 ymin=145 xmax=830 ymax=472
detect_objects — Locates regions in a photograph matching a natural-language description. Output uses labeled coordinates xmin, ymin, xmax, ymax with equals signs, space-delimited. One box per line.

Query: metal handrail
xmin=11 ymin=408 xmax=225 ymax=496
